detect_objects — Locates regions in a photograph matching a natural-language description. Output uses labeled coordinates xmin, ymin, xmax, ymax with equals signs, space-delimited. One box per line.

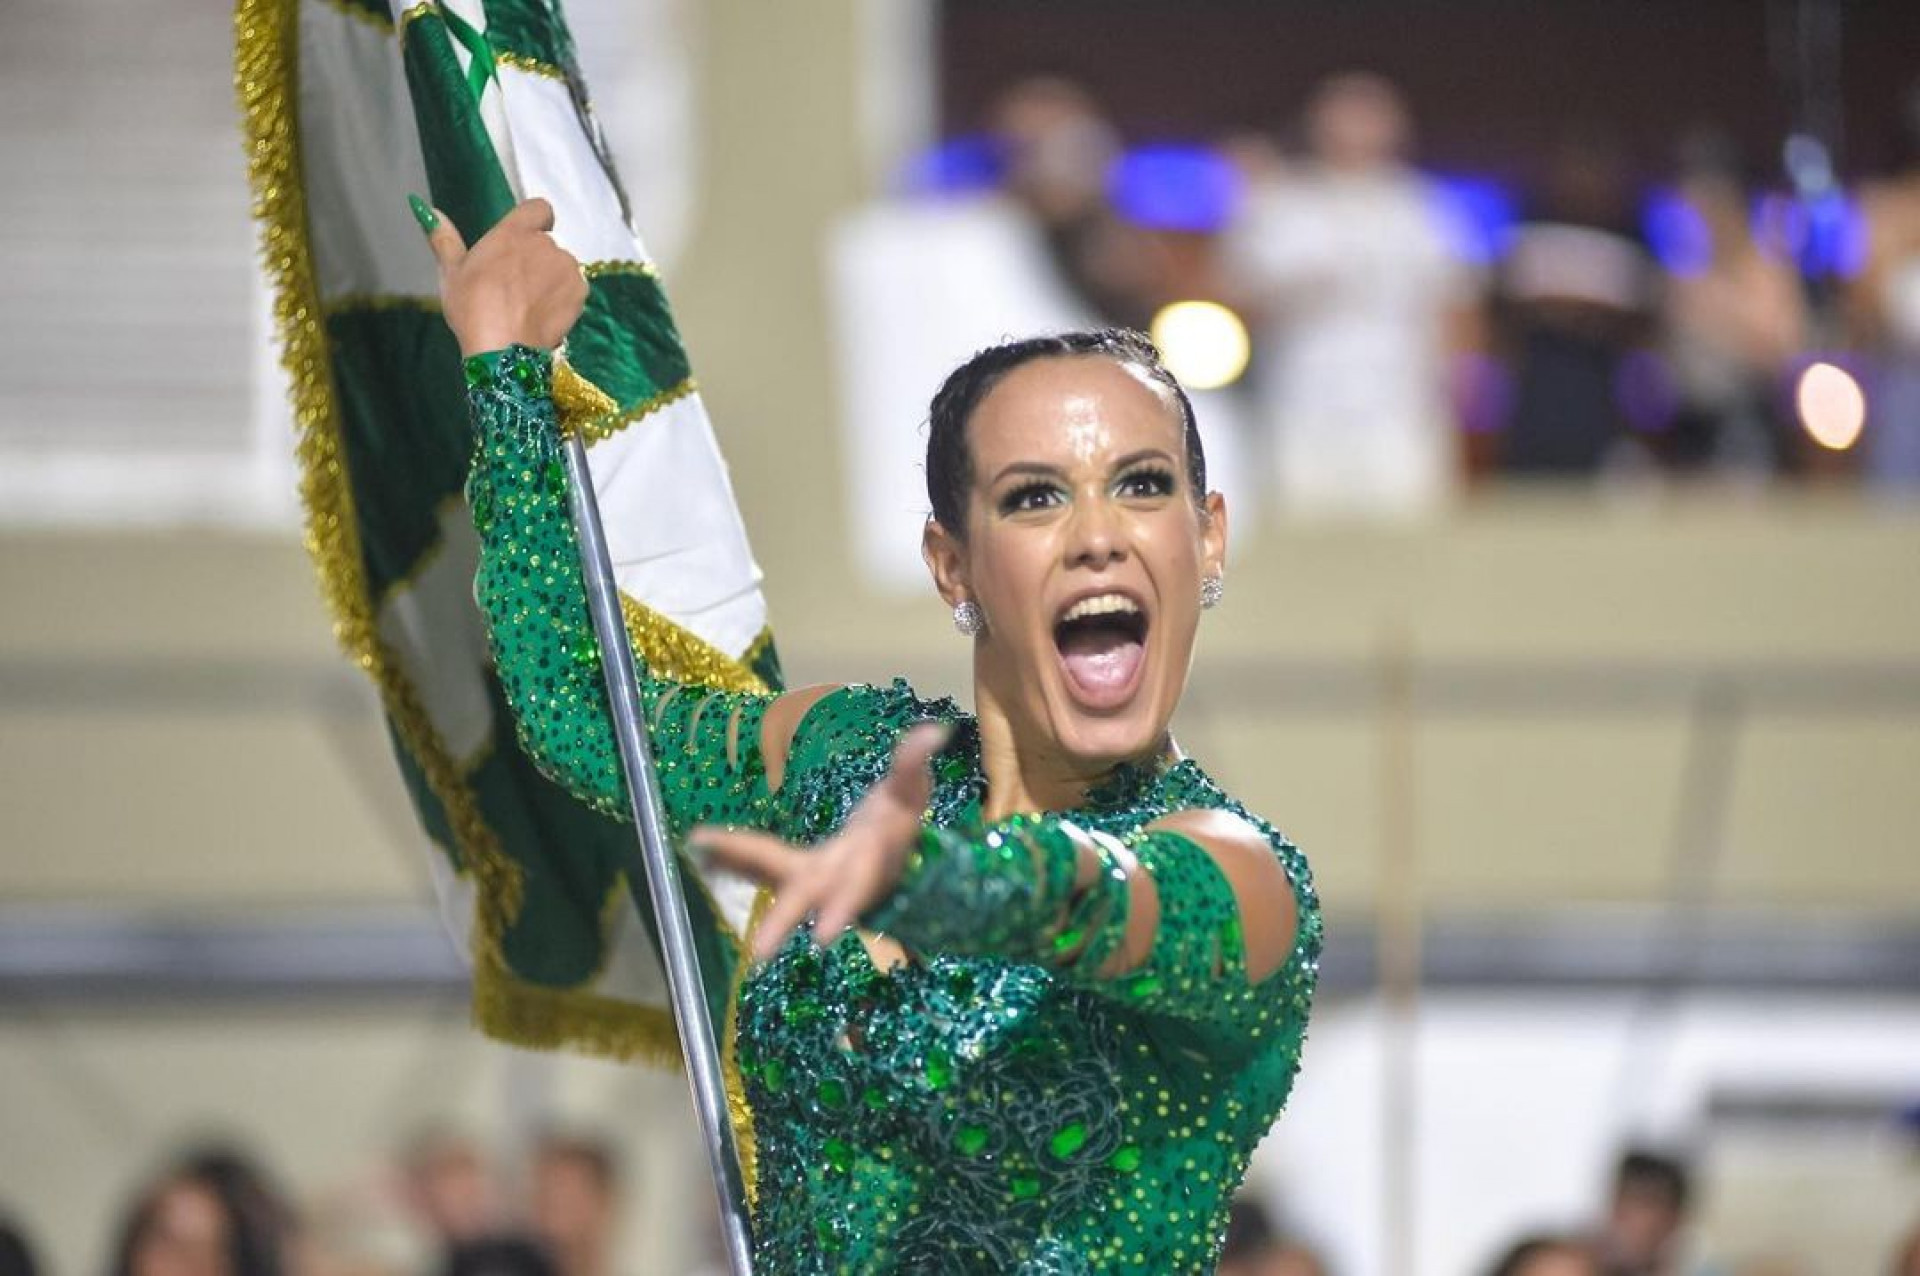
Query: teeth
xmin=1061 ymin=593 xmax=1141 ymax=624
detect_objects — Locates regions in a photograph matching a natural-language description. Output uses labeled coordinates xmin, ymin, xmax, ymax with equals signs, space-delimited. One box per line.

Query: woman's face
xmin=925 ymin=356 xmax=1225 ymax=771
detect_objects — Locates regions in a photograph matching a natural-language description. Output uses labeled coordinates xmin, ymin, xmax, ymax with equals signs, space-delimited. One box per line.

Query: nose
xmin=1065 ymin=494 xmax=1127 ymax=570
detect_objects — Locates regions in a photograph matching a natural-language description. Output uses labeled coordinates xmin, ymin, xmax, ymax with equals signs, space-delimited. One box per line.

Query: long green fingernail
xmin=406 ymin=192 xmax=438 ymax=234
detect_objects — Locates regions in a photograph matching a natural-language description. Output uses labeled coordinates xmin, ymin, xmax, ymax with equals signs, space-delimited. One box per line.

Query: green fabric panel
xmin=326 ymin=305 xmax=470 ymax=598
xmin=749 ymin=637 xmax=786 ymax=693
xmin=400 ymin=14 xmax=518 ymax=245
xmin=470 ymin=677 xmax=739 ymax=1027
xmin=479 ymin=0 xmax=574 ymax=73
xmin=468 ymin=734 xmax=619 ymax=986
xmin=388 ymin=723 xmax=461 ymax=869
xmin=569 ymin=272 xmax=693 ymax=413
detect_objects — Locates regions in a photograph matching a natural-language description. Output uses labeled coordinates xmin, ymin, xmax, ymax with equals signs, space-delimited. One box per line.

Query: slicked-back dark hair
xmin=925 ymin=329 xmax=1207 ymax=537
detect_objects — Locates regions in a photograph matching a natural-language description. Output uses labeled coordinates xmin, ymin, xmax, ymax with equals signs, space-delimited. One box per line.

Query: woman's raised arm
xmin=428 ymin=197 xmax=828 ymax=835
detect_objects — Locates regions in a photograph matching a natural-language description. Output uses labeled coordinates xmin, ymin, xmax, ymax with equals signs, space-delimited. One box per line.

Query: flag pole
xmin=561 ymin=432 xmax=756 ymax=1275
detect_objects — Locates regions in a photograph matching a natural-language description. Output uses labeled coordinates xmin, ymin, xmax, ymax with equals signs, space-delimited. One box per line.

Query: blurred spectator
xmin=1216 ymin=1196 xmax=1329 ymax=1276
xmin=0 ymin=1213 xmax=41 ymax=1276
xmin=1593 ymin=1149 xmax=1692 ymax=1276
xmin=527 ymin=1134 xmax=621 ymax=1276
xmin=1497 ymin=130 xmax=1660 ymax=477
xmin=438 ymin=1239 xmax=557 ymax=1276
xmin=992 ymin=77 xmax=1167 ymax=331
xmin=108 ymin=1145 xmax=294 ymax=1276
xmin=1223 ymin=71 xmax=1476 ymax=520
xmin=1852 ymin=80 xmax=1920 ymax=489
xmin=1488 ymin=1235 xmax=1601 ymax=1276
xmin=1892 ymin=1221 xmax=1920 ymax=1276
xmin=400 ymin=1129 xmax=502 ymax=1257
xmin=1662 ymin=130 xmax=1808 ymax=478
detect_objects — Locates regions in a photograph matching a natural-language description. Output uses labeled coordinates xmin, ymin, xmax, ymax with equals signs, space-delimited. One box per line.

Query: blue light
xmin=1423 ymin=174 xmax=1519 ymax=267
xmin=896 ymin=134 xmax=1007 ymax=198
xmin=1642 ymin=186 xmax=1714 ymax=278
xmin=1753 ymin=189 xmax=1869 ymax=279
xmin=1801 ymin=189 xmax=1869 ymax=279
xmin=1108 ymin=145 xmax=1244 ymax=234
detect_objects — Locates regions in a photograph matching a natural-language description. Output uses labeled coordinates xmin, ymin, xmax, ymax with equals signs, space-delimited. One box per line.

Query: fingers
xmin=409 ymin=194 xmax=468 ymax=273
xmin=892 ymin=722 xmax=952 ymax=774
xmin=425 ymin=217 xmax=467 ymax=274
xmin=693 ymin=826 xmax=813 ymax=962
xmin=753 ymin=887 xmax=815 ymax=963
xmin=811 ymin=886 xmax=869 ymax=951
xmin=503 ymin=196 xmax=556 ymax=232
xmin=875 ymin=721 xmax=948 ymax=813
xmin=692 ymin=825 xmax=797 ymax=884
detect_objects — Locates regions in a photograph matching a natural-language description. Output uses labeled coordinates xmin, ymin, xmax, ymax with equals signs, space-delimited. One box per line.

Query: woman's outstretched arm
xmin=698 ymin=730 xmax=1311 ymax=1045
xmin=869 ymin=806 xmax=1306 ymax=1037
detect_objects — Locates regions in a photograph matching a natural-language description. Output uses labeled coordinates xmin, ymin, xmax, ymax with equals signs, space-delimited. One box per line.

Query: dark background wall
xmin=939 ymin=0 xmax=1920 ymax=181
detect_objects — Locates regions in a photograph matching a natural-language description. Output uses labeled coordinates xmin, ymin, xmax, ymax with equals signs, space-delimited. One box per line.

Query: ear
xmin=1201 ymin=490 xmax=1228 ymax=581
xmin=921 ymin=517 xmax=971 ymax=608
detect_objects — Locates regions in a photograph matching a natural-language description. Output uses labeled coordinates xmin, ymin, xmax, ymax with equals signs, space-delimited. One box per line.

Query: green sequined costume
xmin=466 ymin=345 xmax=1321 ymax=1274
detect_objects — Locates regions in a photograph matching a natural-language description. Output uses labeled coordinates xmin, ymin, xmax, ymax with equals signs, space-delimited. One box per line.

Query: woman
xmin=108 ymin=1147 xmax=293 ymax=1276
xmin=423 ymin=196 xmax=1320 ymax=1273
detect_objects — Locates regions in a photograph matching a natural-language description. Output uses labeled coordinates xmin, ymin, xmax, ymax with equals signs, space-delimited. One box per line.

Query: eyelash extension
xmin=998 ymin=481 xmax=1060 ymax=515
xmin=1117 ymin=466 xmax=1176 ymax=496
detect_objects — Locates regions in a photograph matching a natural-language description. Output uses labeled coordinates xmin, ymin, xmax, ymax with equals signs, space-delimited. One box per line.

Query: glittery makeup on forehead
xmin=1058 ymin=390 xmax=1107 ymax=466
xmin=975 ymin=359 xmax=1188 ymax=485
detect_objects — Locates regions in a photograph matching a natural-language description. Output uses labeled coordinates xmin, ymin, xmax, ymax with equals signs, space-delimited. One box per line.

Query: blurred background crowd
xmin=832 ymin=43 xmax=1920 ymax=572
xmin=1 ymin=1 xmax=1917 ymax=1274
xmin=3 ymin=1136 xmax=1917 ymax=1276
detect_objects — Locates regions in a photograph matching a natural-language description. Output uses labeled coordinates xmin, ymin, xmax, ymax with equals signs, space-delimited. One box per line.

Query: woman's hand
xmin=695 ymin=724 xmax=949 ymax=962
xmin=419 ymin=196 xmax=589 ymax=357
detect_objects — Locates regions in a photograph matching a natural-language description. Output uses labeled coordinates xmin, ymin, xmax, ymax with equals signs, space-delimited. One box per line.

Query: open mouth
xmin=1053 ymin=592 xmax=1149 ymax=711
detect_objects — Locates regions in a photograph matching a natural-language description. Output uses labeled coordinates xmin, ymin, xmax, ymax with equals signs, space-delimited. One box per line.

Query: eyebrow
xmin=986 ymin=448 xmax=1178 ymax=487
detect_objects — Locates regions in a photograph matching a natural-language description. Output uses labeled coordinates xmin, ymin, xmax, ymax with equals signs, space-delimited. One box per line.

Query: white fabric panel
xmin=376 ymin=503 xmax=496 ymax=764
xmin=586 ymin=393 xmax=768 ymax=660
xmin=300 ymin=0 xmax=438 ymax=304
xmin=496 ymin=68 xmax=651 ymax=266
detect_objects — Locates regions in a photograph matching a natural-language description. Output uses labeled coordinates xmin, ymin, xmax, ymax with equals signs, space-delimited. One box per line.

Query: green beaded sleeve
xmin=464 ymin=344 xmax=774 ymax=837
xmin=868 ymin=814 xmax=1278 ymax=1040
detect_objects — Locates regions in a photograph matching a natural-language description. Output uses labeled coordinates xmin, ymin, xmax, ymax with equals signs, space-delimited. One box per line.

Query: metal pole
xmin=561 ymin=434 xmax=756 ymax=1275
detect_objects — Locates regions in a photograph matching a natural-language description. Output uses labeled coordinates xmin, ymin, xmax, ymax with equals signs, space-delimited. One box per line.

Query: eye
xmin=998 ymin=481 xmax=1064 ymax=515
xmin=1115 ymin=466 xmax=1176 ymax=500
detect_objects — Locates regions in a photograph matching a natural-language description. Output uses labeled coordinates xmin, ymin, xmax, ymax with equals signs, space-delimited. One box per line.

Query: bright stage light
xmin=1795 ymin=361 xmax=1866 ymax=452
xmin=1150 ymin=301 xmax=1250 ymax=391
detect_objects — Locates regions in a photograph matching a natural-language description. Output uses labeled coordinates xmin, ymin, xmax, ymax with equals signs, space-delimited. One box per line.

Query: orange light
xmin=1150 ymin=301 xmax=1250 ymax=391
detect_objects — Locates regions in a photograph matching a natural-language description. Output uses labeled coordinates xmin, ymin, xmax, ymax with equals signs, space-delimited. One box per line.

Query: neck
xmin=970 ymin=674 xmax=1163 ymax=822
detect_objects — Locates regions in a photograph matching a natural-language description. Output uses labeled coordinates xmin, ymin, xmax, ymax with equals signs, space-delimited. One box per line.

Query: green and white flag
xmin=235 ymin=0 xmax=778 ymax=1073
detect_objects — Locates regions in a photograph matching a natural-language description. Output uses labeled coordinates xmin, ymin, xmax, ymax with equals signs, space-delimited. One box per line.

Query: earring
xmin=952 ymin=599 xmax=986 ymax=636
xmin=1200 ymin=576 xmax=1224 ymax=610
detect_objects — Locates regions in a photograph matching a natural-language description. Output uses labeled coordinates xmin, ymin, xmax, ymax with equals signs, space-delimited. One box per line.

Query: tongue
xmin=1058 ymin=625 xmax=1144 ymax=708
